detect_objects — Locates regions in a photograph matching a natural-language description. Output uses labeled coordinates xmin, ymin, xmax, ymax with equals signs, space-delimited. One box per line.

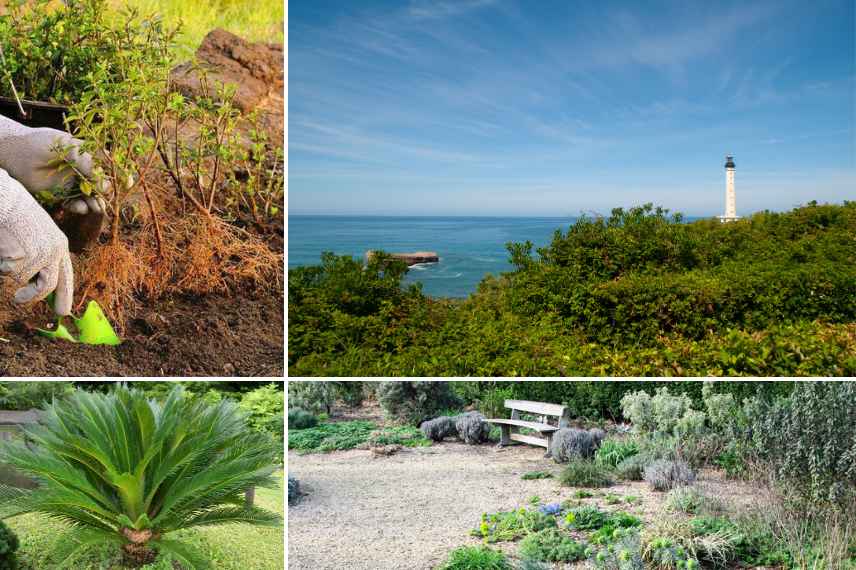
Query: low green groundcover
xmin=6 ymin=472 xmax=285 ymax=570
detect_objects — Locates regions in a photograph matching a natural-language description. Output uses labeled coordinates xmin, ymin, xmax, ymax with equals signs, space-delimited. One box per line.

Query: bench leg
xmin=544 ymin=433 xmax=554 ymax=459
xmin=497 ymin=425 xmax=511 ymax=447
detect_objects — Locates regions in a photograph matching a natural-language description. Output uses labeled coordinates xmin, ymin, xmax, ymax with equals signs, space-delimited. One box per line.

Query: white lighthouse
xmin=719 ymin=155 xmax=740 ymax=222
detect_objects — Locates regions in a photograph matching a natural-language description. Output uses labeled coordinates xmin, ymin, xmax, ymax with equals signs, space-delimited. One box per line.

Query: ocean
xmin=288 ymin=216 xmax=579 ymax=298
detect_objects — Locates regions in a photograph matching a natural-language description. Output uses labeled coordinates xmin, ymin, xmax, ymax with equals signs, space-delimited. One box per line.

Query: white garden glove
xmin=0 ymin=168 xmax=73 ymax=316
xmin=0 ymin=114 xmax=105 ymax=215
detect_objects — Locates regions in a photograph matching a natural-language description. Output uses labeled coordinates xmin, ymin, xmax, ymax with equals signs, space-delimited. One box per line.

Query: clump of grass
xmin=641 ymin=518 xmax=740 ymax=569
xmin=473 ymin=509 xmax=557 ymax=543
xmin=559 ymin=460 xmax=613 ymax=488
xmin=455 ymin=411 xmax=491 ymax=444
xmin=439 ymin=546 xmax=511 ymax=570
xmin=596 ymin=439 xmax=640 ymax=468
xmin=615 ymin=454 xmax=648 ymax=481
xmin=519 ymin=529 xmax=587 ymax=563
xmin=573 ymin=489 xmax=595 ymax=499
xmin=665 ymin=487 xmax=723 ymax=515
xmin=550 ymin=428 xmax=603 ymax=463
xmin=522 ymin=470 xmax=553 ymax=480
xmin=644 ymin=459 xmax=695 ymax=492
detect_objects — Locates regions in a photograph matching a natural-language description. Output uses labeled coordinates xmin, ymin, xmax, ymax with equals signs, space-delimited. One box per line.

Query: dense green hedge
xmin=450 ymin=381 xmax=794 ymax=419
xmin=289 ymin=202 xmax=856 ymax=376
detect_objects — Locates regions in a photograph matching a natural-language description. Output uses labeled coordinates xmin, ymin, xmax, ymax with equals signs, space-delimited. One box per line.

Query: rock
xmin=370 ymin=444 xmax=401 ymax=457
xmin=171 ymin=29 xmax=282 ymax=112
xmin=365 ymin=251 xmax=439 ymax=266
xmin=170 ymin=29 xmax=284 ymax=144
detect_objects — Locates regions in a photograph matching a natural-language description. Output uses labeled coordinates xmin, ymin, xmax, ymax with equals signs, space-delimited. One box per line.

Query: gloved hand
xmin=0 ymin=115 xmax=106 ymax=215
xmin=0 ymin=168 xmax=73 ymax=316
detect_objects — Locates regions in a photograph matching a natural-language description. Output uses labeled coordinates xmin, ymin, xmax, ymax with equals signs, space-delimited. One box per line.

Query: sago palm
xmin=0 ymin=385 xmax=282 ymax=569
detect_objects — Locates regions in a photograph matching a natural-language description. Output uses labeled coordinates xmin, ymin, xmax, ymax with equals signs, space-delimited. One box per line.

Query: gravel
xmin=287 ymin=443 xmax=762 ymax=570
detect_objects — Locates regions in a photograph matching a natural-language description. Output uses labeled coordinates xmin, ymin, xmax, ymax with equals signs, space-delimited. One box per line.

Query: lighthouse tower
xmin=719 ymin=155 xmax=740 ymax=222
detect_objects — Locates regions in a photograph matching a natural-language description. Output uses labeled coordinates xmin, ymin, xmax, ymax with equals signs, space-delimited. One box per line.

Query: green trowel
xmin=37 ymin=296 xmax=121 ymax=346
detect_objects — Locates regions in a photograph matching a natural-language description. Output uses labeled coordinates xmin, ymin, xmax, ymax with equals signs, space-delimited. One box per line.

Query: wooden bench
xmin=484 ymin=400 xmax=571 ymax=456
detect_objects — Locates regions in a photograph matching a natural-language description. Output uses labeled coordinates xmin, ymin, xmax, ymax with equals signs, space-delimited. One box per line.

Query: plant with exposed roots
xmin=0 ymin=385 xmax=281 ymax=568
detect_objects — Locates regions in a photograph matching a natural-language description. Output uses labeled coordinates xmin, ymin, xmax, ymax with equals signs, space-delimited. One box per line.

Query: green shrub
xmin=287 ymin=383 xmax=337 ymax=415
xmin=589 ymin=512 xmax=644 ymax=545
xmin=0 ymin=0 xmax=178 ymax=104
xmin=559 ymin=460 xmax=613 ymax=488
xmin=640 ymin=518 xmax=740 ymax=569
xmin=0 ymin=382 xmax=75 ymax=411
xmin=290 ymin=204 xmax=856 ymax=377
xmin=288 ymin=408 xmax=318 ymax=430
xmin=474 ymin=508 xmax=556 ymax=543
xmin=590 ymin=528 xmax=644 ymax=570
xmin=519 ymin=529 xmax=587 ymax=562
xmin=0 ymin=385 xmax=281 ymax=567
xmin=439 ymin=546 xmax=511 ymax=570
xmin=751 ymin=382 xmax=856 ymax=507
xmin=565 ymin=505 xmax=608 ymax=531
xmin=287 ymin=420 xmax=376 ymax=453
xmin=0 ymin=521 xmax=18 ymax=570
xmin=377 ymin=381 xmax=461 ymax=425
xmin=521 ymin=471 xmax=553 ymax=480
xmin=595 ymin=440 xmax=640 ymax=468
xmin=476 ymin=386 xmax=514 ymax=419
xmin=238 ymin=383 xmax=284 ymax=428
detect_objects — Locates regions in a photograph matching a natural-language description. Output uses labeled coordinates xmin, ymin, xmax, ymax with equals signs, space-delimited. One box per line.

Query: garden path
xmin=288 ymin=442 xmax=760 ymax=570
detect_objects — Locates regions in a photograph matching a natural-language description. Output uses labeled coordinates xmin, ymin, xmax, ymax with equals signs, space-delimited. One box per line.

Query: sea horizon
xmin=288 ymin=214 xmax=709 ymax=297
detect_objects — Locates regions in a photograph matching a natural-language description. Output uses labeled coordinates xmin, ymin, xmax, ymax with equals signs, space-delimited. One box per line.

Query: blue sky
xmin=289 ymin=0 xmax=855 ymax=216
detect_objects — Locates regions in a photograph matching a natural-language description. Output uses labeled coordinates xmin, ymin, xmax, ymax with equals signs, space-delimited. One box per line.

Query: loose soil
xmin=0 ymin=287 xmax=282 ymax=377
xmin=288 ymin=443 xmax=763 ymax=570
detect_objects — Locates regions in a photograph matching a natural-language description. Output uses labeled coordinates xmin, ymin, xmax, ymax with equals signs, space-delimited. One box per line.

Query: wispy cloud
xmin=408 ymin=0 xmax=498 ymax=21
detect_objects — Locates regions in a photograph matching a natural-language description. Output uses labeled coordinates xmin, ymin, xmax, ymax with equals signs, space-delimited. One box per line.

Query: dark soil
xmin=0 ymin=287 xmax=283 ymax=377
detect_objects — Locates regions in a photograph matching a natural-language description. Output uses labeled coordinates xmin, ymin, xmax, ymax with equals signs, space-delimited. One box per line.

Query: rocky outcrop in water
xmin=365 ymin=251 xmax=439 ymax=266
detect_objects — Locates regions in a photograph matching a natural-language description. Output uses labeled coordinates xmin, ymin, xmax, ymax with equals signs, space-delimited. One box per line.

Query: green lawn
xmin=115 ymin=0 xmax=284 ymax=59
xmin=7 ymin=471 xmax=285 ymax=570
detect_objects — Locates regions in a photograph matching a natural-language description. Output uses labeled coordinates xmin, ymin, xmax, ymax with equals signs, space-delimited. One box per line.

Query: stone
xmin=365 ymin=251 xmax=439 ymax=266
xmin=170 ymin=29 xmax=284 ymax=144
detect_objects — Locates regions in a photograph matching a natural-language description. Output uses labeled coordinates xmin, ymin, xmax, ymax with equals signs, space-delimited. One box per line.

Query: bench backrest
xmin=505 ymin=400 xmax=571 ymax=427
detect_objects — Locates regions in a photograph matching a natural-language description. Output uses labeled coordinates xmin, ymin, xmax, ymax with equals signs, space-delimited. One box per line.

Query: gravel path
xmin=287 ymin=442 xmax=761 ymax=570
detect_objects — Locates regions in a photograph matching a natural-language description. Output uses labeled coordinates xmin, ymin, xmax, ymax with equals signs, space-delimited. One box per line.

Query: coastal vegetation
xmin=288 ymin=201 xmax=856 ymax=376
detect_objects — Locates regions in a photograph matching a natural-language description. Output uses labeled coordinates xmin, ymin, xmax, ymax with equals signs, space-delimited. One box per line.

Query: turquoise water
xmin=288 ymin=216 xmax=579 ymax=298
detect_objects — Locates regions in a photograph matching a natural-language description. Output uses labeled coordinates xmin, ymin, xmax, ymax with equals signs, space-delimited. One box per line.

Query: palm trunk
xmin=121 ymin=528 xmax=157 ymax=568
xmin=121 ymin=542 xmax=157 ymax=568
